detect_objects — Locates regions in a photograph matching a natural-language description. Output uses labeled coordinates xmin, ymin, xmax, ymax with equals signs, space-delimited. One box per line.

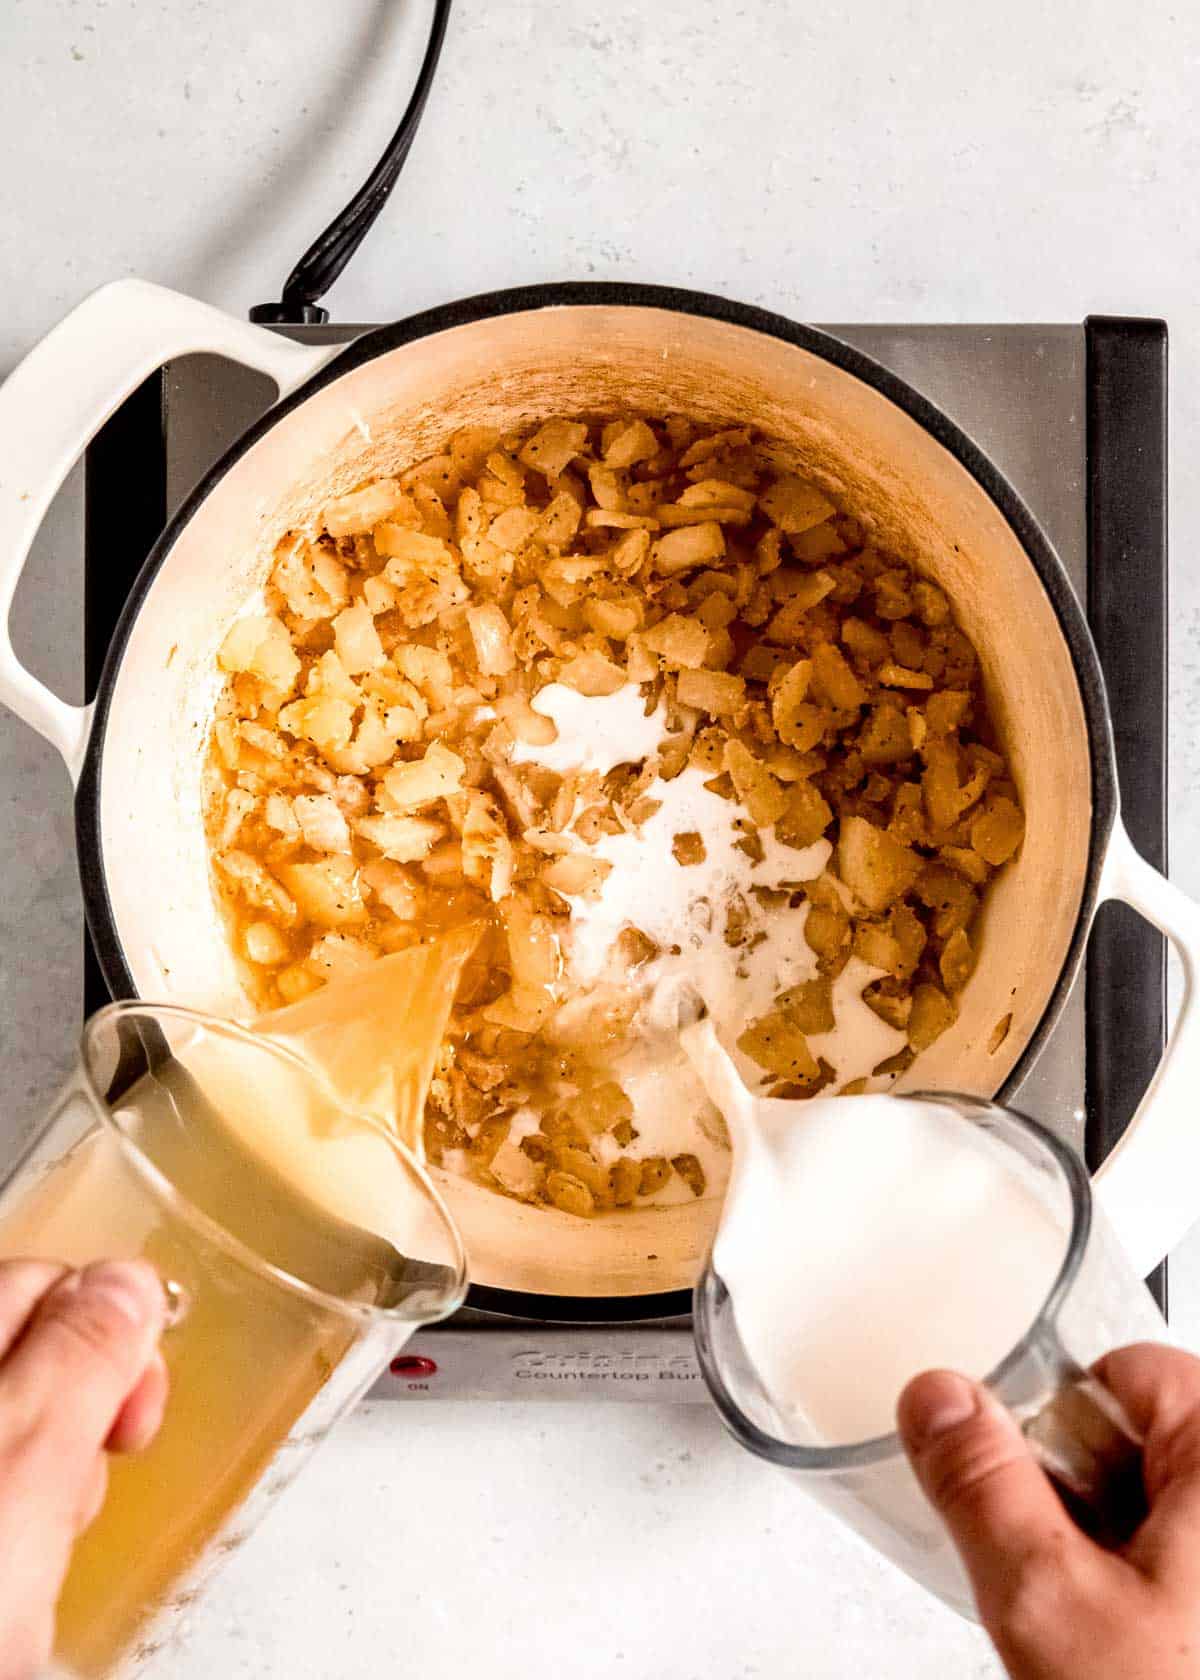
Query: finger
xmin=898 ymin=1370 xmax=1099 ymax=1619
xmin=1094 ymin=1343 xmax=1200 ymax=1584
xmin=0 ymin=1259 xmax=69 ymax=1357
xmin=77 ymin=1454 xmax=109 ymax=1534
xmin=1093 ymin=1343 xmax=1200 ymax=1454
xmin=106 ymin=1350 xmax=169 ymax=1454
xmin=3 ymin=1260 xmax=165 ymax=1470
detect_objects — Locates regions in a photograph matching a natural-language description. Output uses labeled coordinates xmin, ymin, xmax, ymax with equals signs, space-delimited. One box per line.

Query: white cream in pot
xmin=511 ymin=686 xmax=907 ymax=1196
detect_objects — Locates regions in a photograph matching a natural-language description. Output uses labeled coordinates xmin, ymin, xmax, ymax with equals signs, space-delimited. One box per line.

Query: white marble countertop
xmin=4 ymin=1 xmax=1200 ymax=1674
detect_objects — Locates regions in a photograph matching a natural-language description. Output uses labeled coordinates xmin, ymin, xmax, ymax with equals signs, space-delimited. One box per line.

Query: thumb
xmin=898 ymin=1370 xmax=1090 ymax=1609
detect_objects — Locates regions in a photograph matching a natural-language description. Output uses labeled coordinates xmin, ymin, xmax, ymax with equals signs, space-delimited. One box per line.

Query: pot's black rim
xmin=74 ymin=280 xmax=1119 ymax=1326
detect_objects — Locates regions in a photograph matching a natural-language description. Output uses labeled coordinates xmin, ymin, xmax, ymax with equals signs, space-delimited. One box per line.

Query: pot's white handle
xmin=1093 ymin=821 xmax=1200 ymax=1275
xmin=0 ymin=279 xmax=339 ymax=783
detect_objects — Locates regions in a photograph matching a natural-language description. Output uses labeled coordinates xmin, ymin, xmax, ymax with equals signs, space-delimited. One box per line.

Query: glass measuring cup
xmin=0 ymin=1002 xmax=468 ymax=1678
xmin=693 ymin=1093 xmax=1167 ymax=1616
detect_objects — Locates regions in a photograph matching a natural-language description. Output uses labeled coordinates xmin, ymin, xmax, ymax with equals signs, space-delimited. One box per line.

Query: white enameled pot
xmin=1 ymin=279 xmax=1198 ymax=1314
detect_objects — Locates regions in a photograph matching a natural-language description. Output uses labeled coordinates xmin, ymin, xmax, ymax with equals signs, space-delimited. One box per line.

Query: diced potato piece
xmin=450 ymin=426 xmax=502 ymax=479
xmin=587 ymin=463 xmax=625 ymax=511
xmin=922 ymin=739 xmax=976 ymax=832
xmin=803 ymin=899 xmax=851 ymax=976
xmin=939 ymin=927 xmax=974 ymax=992
xmin=216 ymin=851 xmax=297 ymax=922
xmin=610 ymin=1156 xmax=641 ymax=1206
xmin=557 ymin=650 xmax=626 ymax=696
xmin=461 ymin=792 xmax=515 ymax=902
xmin=908 ymin=982 xmax=957 ymax=1051
xmin=678 ymin=478 xmax=757 ymax=513
xmin=483 ymin=984 xmax=555 ymax=1034
xmin=811 ymin=643 xmax=866 ymax=710
xmin=642 ymin=613 xmax=709 ymax=669
xmin=889 ymin=902 xmax=927 ymax=977
xmin=218 ymin=614 xmax=301 ymax=702
xmin=913 ymin=580 xmax=951 ymax=626
xmin=611 ymin=527 xmax=651 ymax=576
xmin=264 ymin=792 xmax=300 ymax=839
xmin=545 ymin=1170 xmax=595 ymax=1218
xmin=672 ymin=1153 xmax=707 ymax=1197
xmin=775 ymin=781 xmax=832 ymax=848
xmin=379 ymin=742 xmax=465 ymax=812
xmin=323 ymin=478 xmax=405 ymax=537
xmin=859 ymin=704 xmax=912 ymax=765
xmin=776 ymin=975 xmax=834 ymax=1034
xmin=306 ymin=933 xmax=377 ymax=981
xmin=489 ymin=1139 xmax=543 ymax=1199
xmin=863 ymin=984 xmax=912 ymax=1031
xmin=392 ymin=644 xmax=456 ymax=709
xmin=278 ymin=695 xmax=355 ymax=753
xmin=332 ymin=603 xmax=385 ymax=674
xmin=583 ymin=595 xmax=644 ymax=640
xmin=853 ymin=922 xmax=903 ymax=974
xmin=486 ymin=507 xmax=540 ymax=552
xmin=638 ymin=1156 xmax=672 ymax=1196
xmin=759 ymin=475 xmax=836 ymax=534
xmin=292 ymin=794 xmax=352 ymax=855
xmin=766 ymin=573 xmax=836 ymax=643
xmin=724 ymin=740 xmax=787 ymax=827
xmin=791 ymin=521 xmax=845 ymax=564
xmin=501 ymin=895 xmax=559 ymax=990
xmin=361 ymin=858 xmax=423 ymax=920
xmin=841 ymin=617 xmax=891 ymax=666
xmin=603 ymin=418 xmax=659 ymax=469
xmin=916 ymin=864 xmax=979 ymax=939
xmin=837 ymin=815 xmax=921 ymax=914
xmin=971 ymin=796 xmax=1025 ymax=865
xmin=651 ymin=522 xmax=725 ymax=576
xmin=587 ymin=509 xmax=660 ymax=531
xmin=216 ymin=779 xmax=257 ymax=846
xmin=878 ymin=662 xmax=934 ymax=690
xmin=492 ymin=695 xmax=554 ymax=751
xmin=244 ymin=921 xmax=290 ymax=966
xmin=362 ymin=576 xmax=398 ymax=616
xmin=467 ymin=602 xmax=516 ymax=675
xmin=873 ymin=569 xmax=914 ymax=620
xmin=771 ymin=659 xmax=816 ymax=744
xmin=925 ymin=690 xmax=972 ymax=736
xmin=276 ymin=963 xmax=322 ymax=1004
xmin=738 ymin=1009 xmax=820 ymax=1081
xmin=940 ymin=844 xmax=991 ymax=885
xmin=279 ymin=856 xmax=367 ymax=927
xmin=542 ymin=852 xmax=613 ymax=899
xmin=672 ymin=831 xmax=707 ymax=867
xmin=677 ymin=668 xmax=747 ymax=717
xmin=538 ymin=490 xmax=583 ymax=548
xmin=655 ymin=501 xmax=749 ymax=529
xmin=376 ymin=528 xmax=451 ymax=566
xmin=519 ymin=420 xmax=589 ymax=479
xmin=356 ymin=813 xmax=445 ymax=862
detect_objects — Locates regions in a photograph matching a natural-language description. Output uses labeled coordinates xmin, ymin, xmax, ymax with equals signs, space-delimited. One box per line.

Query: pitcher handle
xmin=0 ymin=280 xmax=338 ymax=783
xmin=1092 ymin=820 xmax=1200 ymax=1275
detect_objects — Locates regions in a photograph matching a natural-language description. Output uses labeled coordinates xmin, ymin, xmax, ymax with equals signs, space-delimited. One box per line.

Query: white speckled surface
xmin=4 ymin=2 xmax=1200 ymax=1673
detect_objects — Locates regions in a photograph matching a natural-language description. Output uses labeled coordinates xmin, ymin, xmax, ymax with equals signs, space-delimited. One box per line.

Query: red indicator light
xmin=390 ymin=1355 xmax=438 ymax=1378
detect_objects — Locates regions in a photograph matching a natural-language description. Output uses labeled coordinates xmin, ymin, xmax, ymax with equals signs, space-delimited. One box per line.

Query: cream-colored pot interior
xmin=96 ymin=305 xmax=1092 ymax=1300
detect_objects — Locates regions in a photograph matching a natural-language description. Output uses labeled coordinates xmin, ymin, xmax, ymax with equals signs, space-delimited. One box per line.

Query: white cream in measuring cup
xmin=681 ymin=1017 xmax=1072 ymax=1445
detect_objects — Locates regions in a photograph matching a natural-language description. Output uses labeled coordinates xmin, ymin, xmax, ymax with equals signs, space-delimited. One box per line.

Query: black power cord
xmin=251 ymin=0 xmax=453 ymax=324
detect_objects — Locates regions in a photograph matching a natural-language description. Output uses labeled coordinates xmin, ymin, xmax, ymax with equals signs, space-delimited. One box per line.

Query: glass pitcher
xmin=693 ymin=1094 xmax=1167 ymax=1616
xmin=0 ymin=1002 xmax=468 ymax=1678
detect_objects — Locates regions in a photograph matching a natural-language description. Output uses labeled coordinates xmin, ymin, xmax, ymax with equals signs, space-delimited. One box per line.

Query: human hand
xmin=0 ymin=1259 xmax=167 ymax=1680
xmin=899 ymin=1344 xmax=1200 ymax=1679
